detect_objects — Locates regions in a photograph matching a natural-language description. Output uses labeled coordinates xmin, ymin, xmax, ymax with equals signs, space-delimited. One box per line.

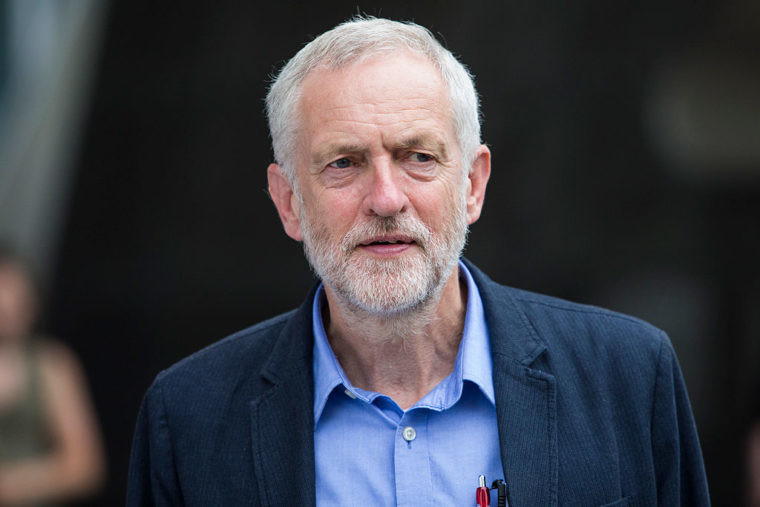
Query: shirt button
xmin=402 ymin=426 xmax=416 ymax=442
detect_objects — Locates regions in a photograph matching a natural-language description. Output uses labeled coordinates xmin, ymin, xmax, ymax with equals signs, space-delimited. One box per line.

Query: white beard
xmin=299 ymin=189 xmax=469 ymax=317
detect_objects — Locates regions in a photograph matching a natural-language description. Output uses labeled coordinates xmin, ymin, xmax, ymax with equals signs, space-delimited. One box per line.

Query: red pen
xmin=476 ymin=475 xmax=490 ymax=507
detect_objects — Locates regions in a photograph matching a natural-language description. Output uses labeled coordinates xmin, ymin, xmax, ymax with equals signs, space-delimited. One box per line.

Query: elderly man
xmin=128 ymin=17 xmax=709 ymax=506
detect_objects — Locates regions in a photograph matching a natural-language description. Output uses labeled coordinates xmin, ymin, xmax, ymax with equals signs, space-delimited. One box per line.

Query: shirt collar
xmin=312 ymin=260 xmax=495 ymax=422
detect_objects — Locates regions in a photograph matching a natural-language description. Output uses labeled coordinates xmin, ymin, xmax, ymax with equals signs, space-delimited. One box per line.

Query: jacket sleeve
xmin=651 ymin=332 xmax=711 ymax=505
xmin=127 ymin=376 xmax=184 ymax=506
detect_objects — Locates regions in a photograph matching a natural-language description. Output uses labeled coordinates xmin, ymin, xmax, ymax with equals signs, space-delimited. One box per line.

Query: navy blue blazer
xmin=127 ymin=260 xmax=710 ymax=506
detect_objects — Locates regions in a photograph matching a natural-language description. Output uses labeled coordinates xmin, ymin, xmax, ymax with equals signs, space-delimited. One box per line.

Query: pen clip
xmin=491 ymin=479 xmax=508 ymax=507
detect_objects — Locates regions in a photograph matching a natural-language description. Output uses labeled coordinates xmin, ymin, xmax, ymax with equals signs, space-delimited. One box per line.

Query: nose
xmin=362 ymin=159 xmax=409 ymax=217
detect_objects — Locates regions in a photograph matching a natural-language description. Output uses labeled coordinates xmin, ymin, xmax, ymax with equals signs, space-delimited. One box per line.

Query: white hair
xmin=265 ymin=16 xmax=482 ymax=185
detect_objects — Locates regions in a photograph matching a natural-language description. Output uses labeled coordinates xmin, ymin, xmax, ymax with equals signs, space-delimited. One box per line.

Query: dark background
xmin=42 ymin=1 xmax=759 ymax=504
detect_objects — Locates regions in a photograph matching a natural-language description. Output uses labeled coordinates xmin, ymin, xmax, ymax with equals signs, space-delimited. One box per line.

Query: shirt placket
xmin=394 ymin=409 xmax=432 ymax=506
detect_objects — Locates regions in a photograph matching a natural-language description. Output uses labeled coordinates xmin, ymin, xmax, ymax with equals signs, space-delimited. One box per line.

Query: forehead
xmin=296 ymin=51 xmax=456 ymax=152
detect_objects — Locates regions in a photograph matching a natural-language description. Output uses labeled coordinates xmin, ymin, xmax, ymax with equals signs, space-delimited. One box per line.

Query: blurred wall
xmin=20 ymin=0 xmax=759 ymax=504
xmin=0 ymin=0 xmax=106 ymax=282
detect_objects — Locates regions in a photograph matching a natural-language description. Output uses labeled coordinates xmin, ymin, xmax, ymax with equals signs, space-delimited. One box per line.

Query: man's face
xmin=278 ymin=51 xmax=480 ymax=315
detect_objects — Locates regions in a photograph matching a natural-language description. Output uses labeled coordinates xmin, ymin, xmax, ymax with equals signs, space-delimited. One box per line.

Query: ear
xmin=267 ymin=163 xmax=303 ymax=241
xmin=465 ymin=145 xmax=491 ymax=225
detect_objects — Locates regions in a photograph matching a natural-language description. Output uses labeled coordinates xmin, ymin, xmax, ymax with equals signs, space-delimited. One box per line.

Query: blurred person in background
xmin=0 ymin=247 xmax=105 ymax=505
xmin=749 ymin=385 xmax=760 ymax=507
xmin=751 ymin=424 xmax=760 ymax=506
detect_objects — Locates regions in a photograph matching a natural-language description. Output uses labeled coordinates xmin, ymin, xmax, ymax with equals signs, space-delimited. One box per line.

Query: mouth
xmin=356 ymin=235 xmax=417 ymax=255
xmin=359 ymin=235 xmax=416 ymax=247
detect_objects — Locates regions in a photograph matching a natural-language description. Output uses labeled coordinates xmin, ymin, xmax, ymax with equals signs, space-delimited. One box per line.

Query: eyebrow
xmin=312 ymin=143 xmax=366 ymax=165
xmin=395 ymin=135 xmax=449 ymax=159
xmin=311 ymin=133 xmax=451 ymax=166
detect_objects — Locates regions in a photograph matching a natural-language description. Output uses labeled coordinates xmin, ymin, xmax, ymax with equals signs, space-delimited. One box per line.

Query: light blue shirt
xmin=313 ymin=261 xmax=505 ymax=506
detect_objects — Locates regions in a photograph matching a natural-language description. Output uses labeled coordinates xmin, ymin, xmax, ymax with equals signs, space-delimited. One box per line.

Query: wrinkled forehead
xmin=295 ymin=50 xmax=456 ymax=139
xmin=306 ymin=52 xmax=446 ymax=97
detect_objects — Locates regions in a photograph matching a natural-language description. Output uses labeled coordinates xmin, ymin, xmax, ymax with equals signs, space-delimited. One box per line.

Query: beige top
xmin=0 ymin=339 xmax=52 ymax=463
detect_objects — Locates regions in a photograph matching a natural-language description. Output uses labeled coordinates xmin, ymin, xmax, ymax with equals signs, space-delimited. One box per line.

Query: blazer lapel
xmin=492 ymin=355 xmax=558 ymax=506
xmin=466 ymin=260 xmax=558 ymax=506
xmin=249 ymin=293 xmax=317 ymax=506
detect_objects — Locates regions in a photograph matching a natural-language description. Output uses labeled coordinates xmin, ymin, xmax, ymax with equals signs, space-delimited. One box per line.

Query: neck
xmin=322 ymin=266 xmax=467 ymax=409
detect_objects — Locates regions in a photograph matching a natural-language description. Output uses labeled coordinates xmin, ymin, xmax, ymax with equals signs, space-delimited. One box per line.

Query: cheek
xmin=415 ymin=184 xmax=463 ymax=221
xmin=313 ymin=188 xmax=363 ymax=225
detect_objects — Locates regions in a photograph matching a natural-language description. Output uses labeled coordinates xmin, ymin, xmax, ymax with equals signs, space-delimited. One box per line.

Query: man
xmin=128 ymin=17 xmax=709 ymax=506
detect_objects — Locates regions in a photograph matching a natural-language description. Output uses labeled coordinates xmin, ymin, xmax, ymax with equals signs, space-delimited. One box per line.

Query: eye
xmin=329 ymin=157 xmax=353 ymax=169
xmin=409 ymin=152 xmax=434 ymax=163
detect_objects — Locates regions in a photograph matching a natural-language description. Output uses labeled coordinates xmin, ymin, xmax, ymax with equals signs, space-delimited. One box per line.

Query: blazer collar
xmin=464 ymin=259 xmax=559 ymax=506
xmin=462 ymin=259 xmax=547 ymax=364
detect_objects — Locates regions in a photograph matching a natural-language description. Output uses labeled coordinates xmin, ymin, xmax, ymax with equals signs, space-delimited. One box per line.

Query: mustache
xmin=341 ymin=216 xmax=432 ymax=253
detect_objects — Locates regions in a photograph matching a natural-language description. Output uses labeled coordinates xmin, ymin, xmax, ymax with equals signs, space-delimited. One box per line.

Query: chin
xmin=333 ymin=254 xmax=449 ymax=316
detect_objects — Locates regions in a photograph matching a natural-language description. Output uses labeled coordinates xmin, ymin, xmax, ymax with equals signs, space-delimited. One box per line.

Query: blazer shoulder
xmin=156 ymin=309 xmax=297 ymax=388
xmin=466 ymin=259 xmax=660 ymax=336
xmin=464 ymin=259 xmax=668 ymax=365
xmin=512 ymin=286 xmax=661 ymax=332
xmin=477 ymin=270 xmax=667 ymax=356
xmin=509 ymin=286 xmax=667 ymax=361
